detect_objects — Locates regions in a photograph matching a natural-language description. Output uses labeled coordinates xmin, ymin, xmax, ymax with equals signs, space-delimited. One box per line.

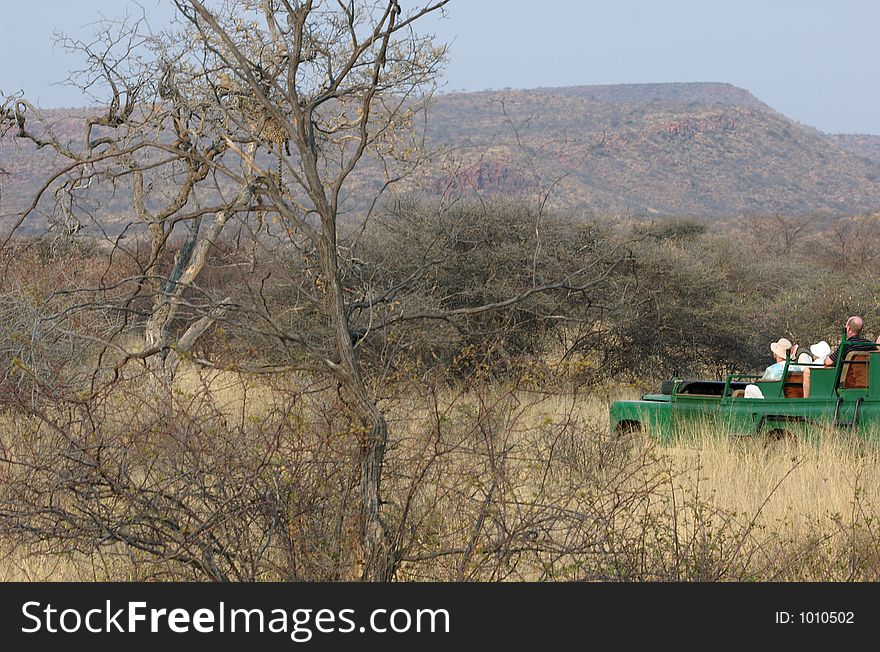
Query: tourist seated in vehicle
xmin=761 ymin=338 xmax=803 ymax=380
xmin=799 ymin=341 xmax=830 ymax=398
xmin=821 ymin=316 xmax=876 ymax=366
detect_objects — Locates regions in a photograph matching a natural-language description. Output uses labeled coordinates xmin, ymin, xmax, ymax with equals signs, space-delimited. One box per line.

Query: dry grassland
xmin=2 ymin=369 xmax=879 ymax=581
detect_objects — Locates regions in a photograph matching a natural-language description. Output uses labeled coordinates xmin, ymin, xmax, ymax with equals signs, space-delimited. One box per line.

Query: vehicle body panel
xmin=609 ymin=349 xmax=880 ymax=442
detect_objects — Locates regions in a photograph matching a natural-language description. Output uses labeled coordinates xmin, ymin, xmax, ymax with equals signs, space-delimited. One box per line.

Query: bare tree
xmin=744 ymin=212 xmax=817 ymax=256
xmin=2 ymin=0 xmax=454 ymax=580
xmin=1 ymin=1 xmax=639 ymax=582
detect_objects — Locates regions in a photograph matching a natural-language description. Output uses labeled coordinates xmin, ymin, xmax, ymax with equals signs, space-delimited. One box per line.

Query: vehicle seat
xmin=783 ymin=371 xmax=804 ymax=398
xmin=841 ymin=352 xmax=870 ymax=389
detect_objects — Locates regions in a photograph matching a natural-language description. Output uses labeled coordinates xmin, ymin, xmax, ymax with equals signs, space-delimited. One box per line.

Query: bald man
xmin=804 ymin=316 xmax=876 ymax=397
xmin=823 ymin=316 xmax=876 ymax=366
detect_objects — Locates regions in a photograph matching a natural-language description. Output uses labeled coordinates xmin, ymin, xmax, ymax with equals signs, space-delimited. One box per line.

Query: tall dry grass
xmin=3 ymin=369 xmax=880 ymax=581
xmin=382 ymin=383 xmax=880 ymax=580
xmin=657 ymin=429 xmax=880 ymax=580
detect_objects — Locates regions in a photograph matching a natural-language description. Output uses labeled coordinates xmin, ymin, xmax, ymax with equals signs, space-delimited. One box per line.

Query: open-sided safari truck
xmin=609 ymin=346 xmax=880 ymax=443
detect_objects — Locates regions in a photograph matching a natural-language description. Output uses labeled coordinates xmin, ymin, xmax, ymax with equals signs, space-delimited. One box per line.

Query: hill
xmin=5 ymin=83 xmax=880 ymax=231
xmin=417 ymin=82 xmax=880 ymax=217
xmin=825 ymin=133 xmax=880 ymax=164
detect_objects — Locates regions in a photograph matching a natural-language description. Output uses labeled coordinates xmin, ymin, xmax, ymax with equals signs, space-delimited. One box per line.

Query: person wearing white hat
xmin=761 ymin=337 xmax=802 ymax=381
xmin=801 ymin=342 xmax=830 ymax=398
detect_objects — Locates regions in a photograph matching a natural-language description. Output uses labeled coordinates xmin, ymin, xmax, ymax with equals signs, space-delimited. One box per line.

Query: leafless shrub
xmin=0 ymin=368 xmax=371 ymax=581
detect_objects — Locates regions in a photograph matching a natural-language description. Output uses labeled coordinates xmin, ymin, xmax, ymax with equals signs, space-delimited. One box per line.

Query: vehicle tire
xmin=763 ymin=428 xmax=797 ymax=452
xmin=614 ymin=421 xmax=642 ymax=439
xmin=612 ymin=420 xmax=645 ymax=447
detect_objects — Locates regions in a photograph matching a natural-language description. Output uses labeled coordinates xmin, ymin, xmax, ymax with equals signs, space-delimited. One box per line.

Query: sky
xmin=1 ymin=0 xmax=878 ymax=134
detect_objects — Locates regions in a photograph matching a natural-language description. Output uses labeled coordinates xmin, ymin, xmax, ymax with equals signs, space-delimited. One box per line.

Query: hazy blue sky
xmin=2 ymin=0 xmax=878 ymax=133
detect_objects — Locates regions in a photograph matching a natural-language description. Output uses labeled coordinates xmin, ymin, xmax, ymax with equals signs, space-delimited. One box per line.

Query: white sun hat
xmin=797 ymin=352 xmax=813 ymax=365
xmin=810 ymin=341 xmax=832 ymax=360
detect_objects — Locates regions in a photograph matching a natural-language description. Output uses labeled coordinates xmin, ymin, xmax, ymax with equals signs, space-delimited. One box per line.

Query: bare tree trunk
xmin=358 ymin=410 xmax=393 ymax=581
xmin=142 ymin=179 xmax=252 ymax=380
xmin=320 ymin=238 xmax=394 ymax=582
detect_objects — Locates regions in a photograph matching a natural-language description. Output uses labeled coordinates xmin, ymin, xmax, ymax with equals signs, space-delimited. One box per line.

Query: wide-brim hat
xmin=770 ymin=338 xmax=794 ymax=359
xmin=797 ymin=352 xmax=813 ymax=365
xmin=810 ymin=341 xmax=831 ymax=359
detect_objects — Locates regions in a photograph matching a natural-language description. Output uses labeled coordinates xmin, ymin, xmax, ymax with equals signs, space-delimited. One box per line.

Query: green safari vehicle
xmin=609 ymin=344 xmax=880 ymax=442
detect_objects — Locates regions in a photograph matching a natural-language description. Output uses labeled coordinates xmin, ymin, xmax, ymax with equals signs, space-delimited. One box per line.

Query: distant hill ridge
xmin=545 ymin=81 xmax=768 ymax=108
xmin=826 ymin=133 xmax=880 ymax=164
xmin=417 ymin=82 xmax=880 ymax=217
xmin=4 ymin=82 xmax=880 ymax=229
